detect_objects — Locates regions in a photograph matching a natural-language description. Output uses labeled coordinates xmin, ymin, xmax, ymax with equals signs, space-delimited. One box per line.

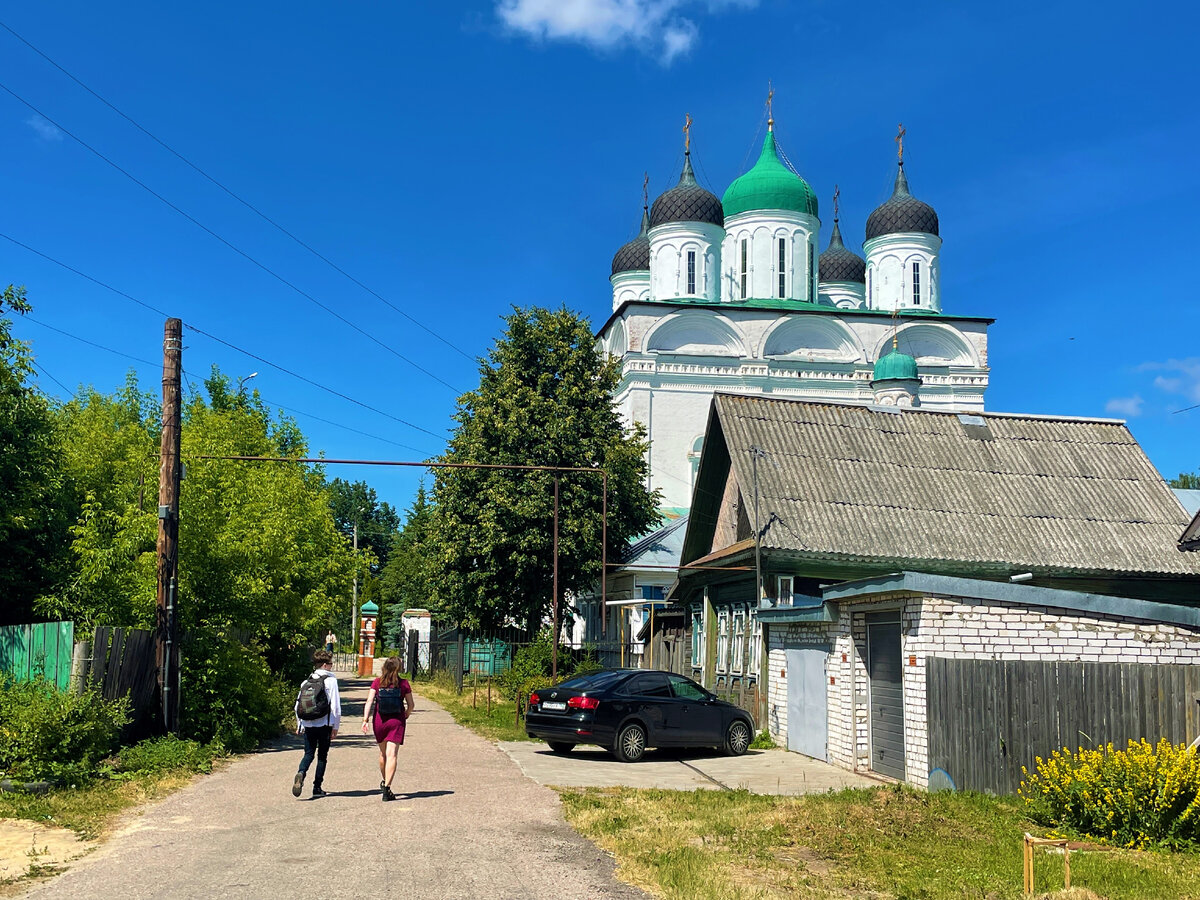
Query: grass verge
xmin=414 ymin=676 xmax=534 ymax=743
xmin=559 ymin=784 xmax=1200 ymax=900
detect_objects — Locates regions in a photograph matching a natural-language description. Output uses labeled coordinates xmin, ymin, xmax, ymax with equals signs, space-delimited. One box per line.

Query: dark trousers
xmin=298 ymin=725 xmax=332 ymax=787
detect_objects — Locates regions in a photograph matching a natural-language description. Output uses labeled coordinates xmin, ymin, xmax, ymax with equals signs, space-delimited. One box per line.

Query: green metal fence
xmin=0 ymin=621 xmax=75 ymax=690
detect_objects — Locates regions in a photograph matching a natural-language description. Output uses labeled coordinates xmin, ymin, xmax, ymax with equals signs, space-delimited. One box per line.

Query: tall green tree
xmin=380 ymin=484 xmax=435 ymax=647
xmin=0 ymin=285 xmax=70 ymax=624
xmin=328 ymin=477 xmax=400 ymax=571
xmin=429 ymin=306 xmax=659 ymax=634
xmin=1170 ymin=472 xmax=1200 ymax=490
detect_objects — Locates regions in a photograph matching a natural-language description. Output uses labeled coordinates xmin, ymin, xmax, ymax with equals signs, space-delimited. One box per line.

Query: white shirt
xmin=294 ymin=667 xmax=342 ymax=731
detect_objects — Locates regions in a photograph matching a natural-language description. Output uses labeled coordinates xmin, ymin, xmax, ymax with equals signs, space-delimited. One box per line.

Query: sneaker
xmin=382 ymin=786 xmax=396 ymax=802
xmin=311 ymin=786 xmax=327 ymax=798
xmin=380 ymin=780 xmax=387 ymax=791
xmin=292 ymin=773 xmax=304 ymax=798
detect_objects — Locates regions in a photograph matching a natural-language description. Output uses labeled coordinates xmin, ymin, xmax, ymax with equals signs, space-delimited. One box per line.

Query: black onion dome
xmin=650 ymin=155 xmax=724 ymax=228
xmin=865 ymin=164 xmax=939 ymax=241
xmin=611 ymin=208 xmax=651 ymax=276
xmin=819 ymin=219 xmax=865 ymax=283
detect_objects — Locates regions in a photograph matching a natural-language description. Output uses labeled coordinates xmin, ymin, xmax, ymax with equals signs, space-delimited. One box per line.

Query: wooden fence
xmin=927 ymin=657 xmax=1200 ymax=795
xmin=0 ymin=621 xmax=74 ymax=689
xmin=88 ymin=627 xmax=160 ymax=739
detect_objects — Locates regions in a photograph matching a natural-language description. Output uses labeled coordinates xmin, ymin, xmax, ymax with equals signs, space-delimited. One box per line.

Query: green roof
xmin=360 ymin=600 xmax=379 ymax=615
xmin=873 ymin=349 xmax=919 ymax=381
xmin=722 ymin=130 xmax=818 ymax=219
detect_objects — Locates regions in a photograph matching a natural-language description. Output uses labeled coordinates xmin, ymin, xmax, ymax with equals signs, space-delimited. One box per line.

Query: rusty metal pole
xmin=155 ymin=318 xmax=182 ymax=734
xmin=601 ymin=469 xmax=607 ymax=630
xmin=551 ymin=476 xmax=559 ymax=684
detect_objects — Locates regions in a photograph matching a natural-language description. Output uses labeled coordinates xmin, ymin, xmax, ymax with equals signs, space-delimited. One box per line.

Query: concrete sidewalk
xmin=21 ymin=680 xmax=644 ymax=900
xmin=500 ymin=741 xmax=878 ymax=794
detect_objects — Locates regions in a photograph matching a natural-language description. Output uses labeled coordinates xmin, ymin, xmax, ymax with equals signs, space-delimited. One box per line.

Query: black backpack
xmin=297 ymin=674 xmax=331 ymax=721
xmin=376 ymin=684 xmax=406 ymax=720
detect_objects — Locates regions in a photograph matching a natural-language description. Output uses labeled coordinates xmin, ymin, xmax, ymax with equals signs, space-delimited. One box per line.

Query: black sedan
xmin=525 ymin=669 xmax=754 ymax=762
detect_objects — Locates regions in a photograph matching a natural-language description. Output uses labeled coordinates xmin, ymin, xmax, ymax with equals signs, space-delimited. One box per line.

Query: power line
xmin=0 ymin=80 xmax=462 ymax=393
xmin=0 ymin=230 xmax=448 ymax=441
xmin=25 ymin=315 xmax=158 ymax=366
xmin=32 ymin=360 xmax=71 ymax=396
xmin=0 ymin=20 xmax=475 ymax=364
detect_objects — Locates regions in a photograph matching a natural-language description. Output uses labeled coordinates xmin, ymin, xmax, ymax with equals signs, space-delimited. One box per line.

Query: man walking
xmin=293 ymin=649 xmax=341 ymax=799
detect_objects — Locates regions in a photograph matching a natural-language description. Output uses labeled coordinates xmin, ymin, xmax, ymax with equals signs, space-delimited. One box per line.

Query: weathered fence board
xmin=0 ymin=622 xmax=75 ymax=689
xmin=88 ymin=626 xmax=160 ymax=739
xmin=927 ymin=658 xmax=1200 ymax=795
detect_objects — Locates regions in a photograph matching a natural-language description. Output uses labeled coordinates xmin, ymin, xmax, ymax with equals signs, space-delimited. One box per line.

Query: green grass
xmin=559 ymin=784 xmax=1200 ymax=900
xmin=414 ymin=675 xmax=534 ymax=744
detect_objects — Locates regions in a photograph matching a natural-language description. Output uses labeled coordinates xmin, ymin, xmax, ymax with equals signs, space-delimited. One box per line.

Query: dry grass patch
xmin=558 ymin=785 xmax=1200 ymax=900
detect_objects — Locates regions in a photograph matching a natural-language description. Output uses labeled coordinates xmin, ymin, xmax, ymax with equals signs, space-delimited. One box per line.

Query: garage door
xmin=785 ymin=646 xmax=828 ymax=760
xmin=866 ymin=613 xmax=905 ymax=780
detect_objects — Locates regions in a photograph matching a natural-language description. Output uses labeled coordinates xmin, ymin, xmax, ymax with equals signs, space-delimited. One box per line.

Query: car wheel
xmin=724 ymin=720 xmax=751 ymax=756
xmin=547 ymin=741 xmax=575 ymax=755
xmin=615 ymin=723 xmax=647 ymax=762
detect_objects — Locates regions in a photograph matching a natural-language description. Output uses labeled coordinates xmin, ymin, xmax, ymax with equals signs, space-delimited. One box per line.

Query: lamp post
xmin=351 ymin=506 xmax=364 ymax=653
xmin=236 ymin=371 xmax=258 ymax=396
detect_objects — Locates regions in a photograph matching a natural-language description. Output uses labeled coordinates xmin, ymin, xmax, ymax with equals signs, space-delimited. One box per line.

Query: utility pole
xmin=551 ymin=476 xmax=559 ymax=683
xmin=156 ymin=318 xmax=182 ymax=734
xmin=351 ymin=519 xmax=358 ymax=654
xmin=750 ymin=446 xmax=765 ymax=609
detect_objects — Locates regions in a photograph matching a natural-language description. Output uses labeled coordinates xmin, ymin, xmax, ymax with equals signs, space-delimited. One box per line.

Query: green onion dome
xmin=873 ymin=348 xmax=920 ymax=381
xmin=865 ymin=164 xmax=939 ymax=240
xmin=611 ymin=207 xmax=651 ymax=276
xmin=818 ymin=219 xmax=865 ymax=283
xmin=650 ymin=154 xmax=724 ymax=228
xmin=722 ymin=130 xmax=818 ymax=219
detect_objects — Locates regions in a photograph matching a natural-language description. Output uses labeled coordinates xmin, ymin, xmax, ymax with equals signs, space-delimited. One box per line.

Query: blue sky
xmin=2 ymin=0 xmax=1198 ymax=513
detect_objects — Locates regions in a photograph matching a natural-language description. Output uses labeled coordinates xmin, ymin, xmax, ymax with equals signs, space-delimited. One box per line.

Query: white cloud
xmin=1139 ymin=358 xmax=1200 ymax=402
xmin=495 ymin=0 xmax=756 ymax=63
xmin=1105 ymin=395 xmax=1144 ymax=418
xmin=26 ymin=114 xmax=62 ymax=142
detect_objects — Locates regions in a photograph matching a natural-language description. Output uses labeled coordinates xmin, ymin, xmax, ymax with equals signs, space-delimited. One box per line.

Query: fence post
xmin=456 ymin=634 xmax=465 ymax=694
xmin=69 ymin=641 xmax=91 ymax=693
xmin=407 ymin=630 xmax=419 ymax=680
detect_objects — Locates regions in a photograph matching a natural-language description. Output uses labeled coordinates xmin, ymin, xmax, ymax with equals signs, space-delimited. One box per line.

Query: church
xmin=597 ymin=117 xmax=991 ymax=514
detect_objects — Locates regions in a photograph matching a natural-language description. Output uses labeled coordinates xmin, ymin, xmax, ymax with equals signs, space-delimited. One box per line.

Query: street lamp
xmin=236 ymin=371 xmax=258 ymax=393
xmin=351 ymin=506 xmax=364 ymax=653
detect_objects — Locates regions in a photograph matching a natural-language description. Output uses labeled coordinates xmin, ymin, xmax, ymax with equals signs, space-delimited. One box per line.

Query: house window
xmin=748 ymin=613 xmax=762 ymax=676
xmin=716 ymin=609 xmax=729 ymax=673
xmin=639 ymin=585 xmax=664 ymax=601
xmin=912 ymin=261 xmax=921 ymax=305
xmin=731 ymin=607 xmax=746 ymax=674
xmin=777 ymin=575 xmax=794 ymax=608
xmin=777 ymin=238 xmax=786 ymax=298
xmin=691 ymin=607 xmax=703 ymax=669
xmin=740 ymin=239 xmax=748 ymax=298
xmin=688 ymin=435 xmax=704 ymax=492
xmin=687 ymin=250 xmax=696 ymax=294
xmin=807 ymin=243 xmax=816 ymax=301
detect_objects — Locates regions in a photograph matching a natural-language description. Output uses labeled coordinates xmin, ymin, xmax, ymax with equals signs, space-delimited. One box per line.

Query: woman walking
xmin=362 ymin=657 xmax=414 ymax=801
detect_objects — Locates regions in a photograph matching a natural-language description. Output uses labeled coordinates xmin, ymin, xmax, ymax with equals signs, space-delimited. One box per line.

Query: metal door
xmin=867 ymin=615 xmax=906 ymax=780
xmin=785 ymin=646 xmax=828 ymax=760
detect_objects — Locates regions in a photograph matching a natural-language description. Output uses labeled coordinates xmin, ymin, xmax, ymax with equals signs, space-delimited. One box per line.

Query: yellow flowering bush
xmin=1019 ymin=739 xmax=1200 ymax=849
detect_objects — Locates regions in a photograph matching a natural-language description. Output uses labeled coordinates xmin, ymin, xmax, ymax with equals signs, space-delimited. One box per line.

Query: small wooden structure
xmin=1023 ymin=833 xmax=1070 ymax=894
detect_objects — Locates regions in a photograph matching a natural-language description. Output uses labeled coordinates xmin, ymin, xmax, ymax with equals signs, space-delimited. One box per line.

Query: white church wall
xmin=721 ymin=211 xmax=818 ymax=302
xmin=819 ymin=281 xmax=866 ymax=309
xmin=610 ymin=271 xmax=650 ymax=311
xmin=649 ymin=222 xmax=724 ymax=302
xmin=864 ymin=232 xmax=942 ymax=312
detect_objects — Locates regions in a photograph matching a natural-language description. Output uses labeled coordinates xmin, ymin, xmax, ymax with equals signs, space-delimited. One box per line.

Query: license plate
xmin=542 ymin=700 xmax=567 ymax=711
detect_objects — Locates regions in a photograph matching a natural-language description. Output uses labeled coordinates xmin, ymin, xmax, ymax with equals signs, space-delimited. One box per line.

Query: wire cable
xmin=0 ymin=80 xmax=462 ymax=393
xmin=32 ymin=360 xmax=72 ymax=396
xmin=0 ymin=20 xmax=475 ymax=363
xmin=24 ymin=315 xmax=158 ymax=366
xmin=2 ymin=231 xmax=448 ymax=441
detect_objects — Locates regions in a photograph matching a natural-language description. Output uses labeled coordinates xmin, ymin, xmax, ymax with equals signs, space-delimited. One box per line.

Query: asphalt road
xmin=21 ymin=679 xmax=646 ymax=900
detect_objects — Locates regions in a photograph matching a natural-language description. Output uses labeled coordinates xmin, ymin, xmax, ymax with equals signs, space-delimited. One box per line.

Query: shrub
xmin=180 ymin=633 xmax=294 ymax=752
xmin=0 ymin=675 xmax=130 ymax=782
xmin=106 ymin=735 xmax=221 ymax=779
xmin=1019 ymin=738 xmax=1200 ymax=849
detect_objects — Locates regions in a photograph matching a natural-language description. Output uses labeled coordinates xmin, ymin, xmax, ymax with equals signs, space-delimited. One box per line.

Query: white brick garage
xmin=769 ymin=573 xmax=1200 ymax=790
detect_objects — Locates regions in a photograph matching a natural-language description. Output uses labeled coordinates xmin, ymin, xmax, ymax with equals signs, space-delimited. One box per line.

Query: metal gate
xmin=866 ymin=612 xmax=905 ymax=780
xmin=785 ymin=645 xmax=829 ymax=760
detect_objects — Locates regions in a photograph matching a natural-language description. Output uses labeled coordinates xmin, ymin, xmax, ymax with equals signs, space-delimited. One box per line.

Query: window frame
xmin=731 ymin=606 xmax=746 ymax=674
xmin=748 ymin=613 xmax=762 ymax=677
xmin=912 ymin=260 xmax=921 ymax=305
xmin=716 ymin=608 xmax=729 ymax=673
xmin=777 ymin=237 xmax=786 ymax=298
xmin=777 ymin=575 xmax=794 ymax=608
xmin=690 ymin=606 xmax=703 ymax=670
xmin=740 ymin=238 xmax=748 ymax=298
xmin=686 ymin=250 xmax=697 ymax=295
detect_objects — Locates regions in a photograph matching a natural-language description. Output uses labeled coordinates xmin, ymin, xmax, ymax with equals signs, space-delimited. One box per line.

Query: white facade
xmin=721 ymin=210 xmax=820 ymax=303
xmin=601 ymin=305 xmax=989 ymax=510
xmin=610 ymin=269 xmax=650 ymax=311
xmin=818 ymin=280 xmax=866 ymax=309
xmin=864 ymin=232 xmax=942 ymax=312
xmin=648 ymin=221 xmax=724 ymax=303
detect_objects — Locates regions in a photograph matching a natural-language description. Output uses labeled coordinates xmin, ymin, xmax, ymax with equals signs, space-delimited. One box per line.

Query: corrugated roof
xmin=1182 ymin=509 xmax=1200 ymax=552
xmin=713 ymin=394 xmax=1200 ymax=578
xmin=619 ymin=515 xmax=689 ymax=568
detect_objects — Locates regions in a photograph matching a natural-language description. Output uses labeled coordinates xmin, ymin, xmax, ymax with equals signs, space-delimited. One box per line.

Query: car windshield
xmin=555 ymin=671 xmax=625 ymax=691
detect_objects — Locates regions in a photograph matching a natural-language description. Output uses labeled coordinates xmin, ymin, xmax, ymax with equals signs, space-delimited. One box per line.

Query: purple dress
xmin=371 ymin=677 xmax=410 ymax=744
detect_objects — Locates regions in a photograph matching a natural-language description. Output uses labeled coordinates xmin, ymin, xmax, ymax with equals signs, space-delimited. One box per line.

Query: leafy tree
xmin=0 ymin=285 xmax=70 ymax=625
xmin=328 ymin=477 xmax=400 ymax=571
xmin=429 ymin=306 xmax=659 ymax=635
xmin=380 ymin=484 xmax=435 ymax=647
xmin=1170 ymin=472 xmax=1200 ymax=490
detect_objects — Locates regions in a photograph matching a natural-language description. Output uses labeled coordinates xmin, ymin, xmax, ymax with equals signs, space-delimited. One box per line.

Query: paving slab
xmin=500 ymin=741 xmax=879 ymax=794
xmin=19 ymin=681 xmax=645 ymax=900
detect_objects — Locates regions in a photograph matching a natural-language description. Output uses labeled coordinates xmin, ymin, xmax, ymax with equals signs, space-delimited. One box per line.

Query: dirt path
xmin=18 ymin=680 xmax=645 ymax=900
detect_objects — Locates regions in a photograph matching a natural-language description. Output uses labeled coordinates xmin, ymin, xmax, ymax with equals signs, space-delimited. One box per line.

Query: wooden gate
xmin=927 ymin=658 xmax=1200 ymax=795
xmin=0 ymin=622 xmax=74 ymax=689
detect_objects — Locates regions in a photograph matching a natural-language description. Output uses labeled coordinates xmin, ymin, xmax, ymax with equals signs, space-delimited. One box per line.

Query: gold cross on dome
xmin=767 ymin=81 xmax=774 ymax=129
xmin=642 ymin=172 xmax=649 ymax=209
xmin=896 ymin=123 xmax=906 ymax=163
xmin=683 ymin=113 xmax=692 ymax=153
xmin=833 ymin=184 xmax=841 ymax=221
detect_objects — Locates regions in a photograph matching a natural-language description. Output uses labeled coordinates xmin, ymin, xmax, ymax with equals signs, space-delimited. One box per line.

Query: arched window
xmin=868 ymin=267 xmax=873 ymax=303
xmin=686 ymin=250 xmax=696 ymax=294
xmin=777 ymin=237 xmax=786 ymax=298
xmin=688 ymin=435 xmax=705 ymax=492
xmin=740 ymin=239 xmax=748 ymax=298
xmin=912 ymin=261 xmax=921 ymax=305
xmin=807 ymin=242 xmax=815 ymax=301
